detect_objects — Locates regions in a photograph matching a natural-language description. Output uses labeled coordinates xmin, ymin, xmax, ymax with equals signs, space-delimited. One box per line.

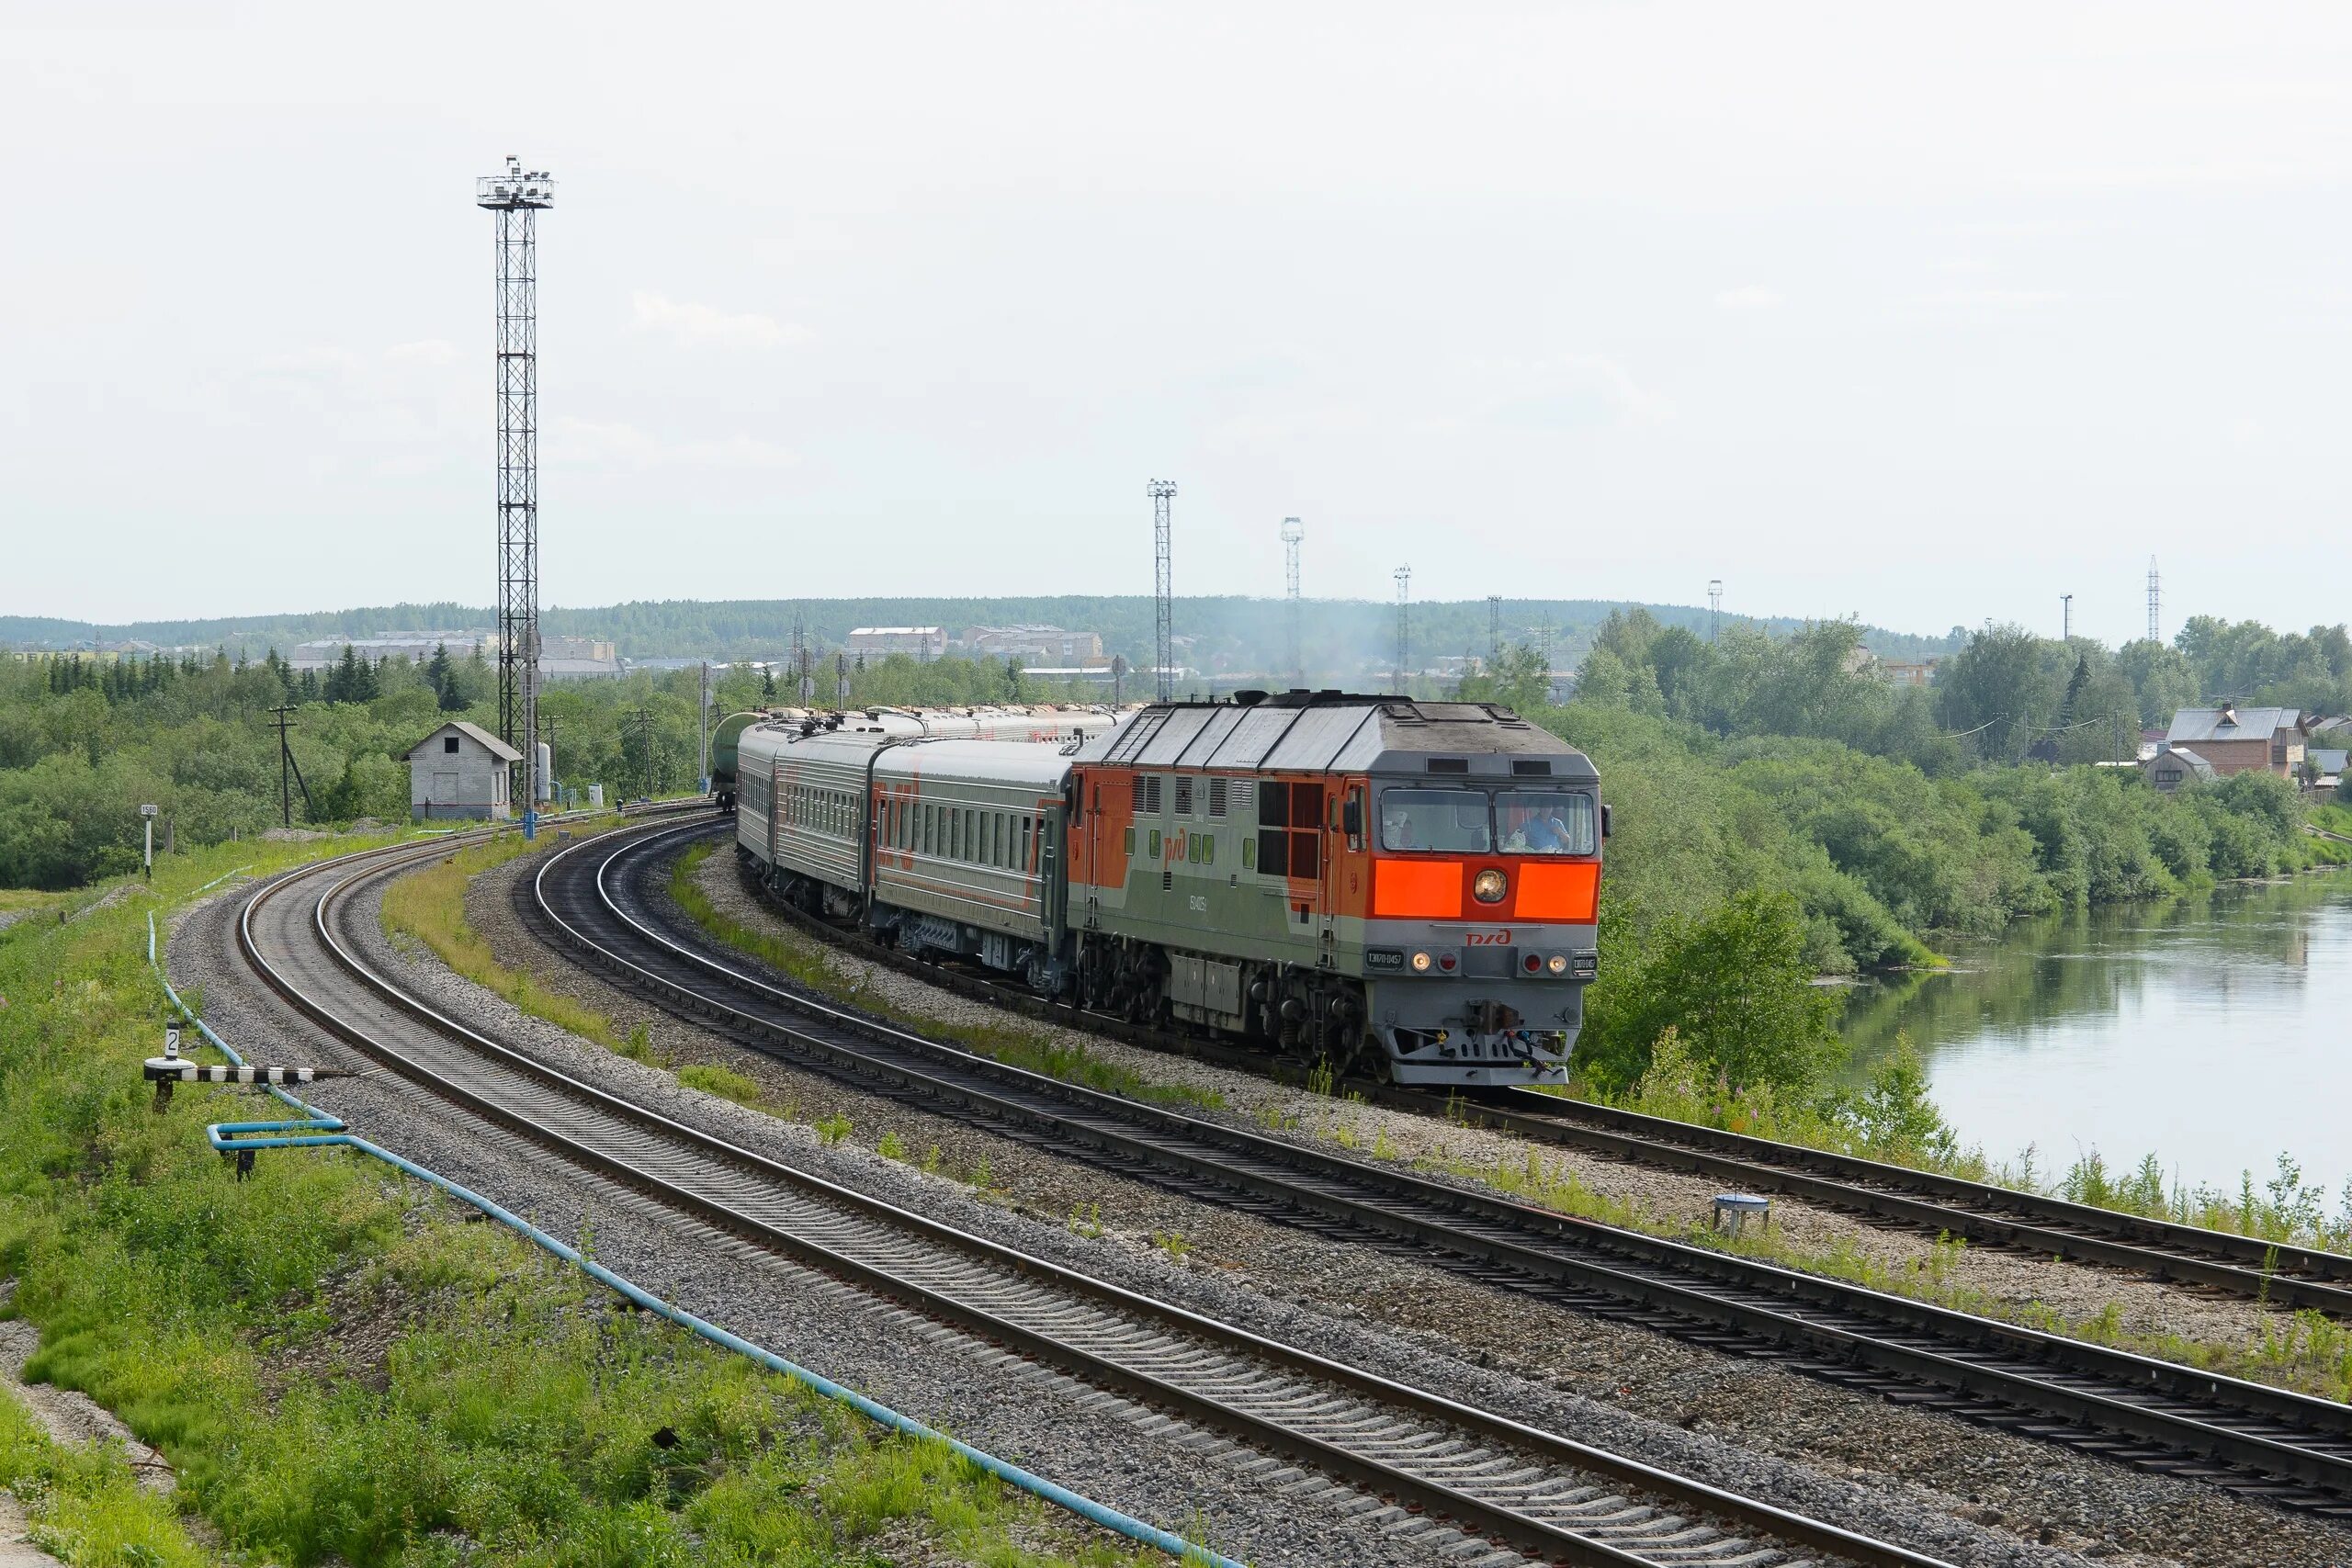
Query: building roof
xmin=2312 ymin=749 xmax=2348 ymax=774
xmin=2145 ymin=746 xmax=2215 ymax=780
xmin=2165 ymin=705 xmax=2302 ymax=744
xmin=406 ymin=719 xmax=523 ymax=762
xmin=848 ymin=626 xmax=942 ymax=637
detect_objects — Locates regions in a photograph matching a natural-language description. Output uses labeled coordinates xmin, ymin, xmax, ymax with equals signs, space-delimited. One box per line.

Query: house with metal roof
xmin=2162 ymin=705 xmax=2306 ymax=778
xmin=2142 ymin=746 xmax=2216 ymax=793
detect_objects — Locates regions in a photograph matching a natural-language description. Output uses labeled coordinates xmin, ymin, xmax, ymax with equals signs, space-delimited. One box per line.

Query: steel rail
xmin=532 ymin=817 xmax=2352 ymax=1514
xmin=1395 ymin=1089 xmax=2352 ymax=1314
xmin=223 ymin=834 xmax=1949 ymax=1568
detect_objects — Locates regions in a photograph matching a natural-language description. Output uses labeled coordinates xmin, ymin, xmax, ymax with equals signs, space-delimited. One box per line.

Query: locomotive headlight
xmin=1472 ymin=868 xmax=1508 ymax=904
xmin=1409 ymin=950 xmax=1433 ymax=973
xmin=1546 ymin=953 xmax=1568 ymax=976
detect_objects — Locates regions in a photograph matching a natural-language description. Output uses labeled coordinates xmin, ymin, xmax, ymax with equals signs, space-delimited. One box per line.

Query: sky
xmin=6 ymin=3 xmax=2352 ymax=645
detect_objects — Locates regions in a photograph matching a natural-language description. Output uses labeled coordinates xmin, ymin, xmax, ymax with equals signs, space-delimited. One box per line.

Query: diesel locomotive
xmin=734 ymin=690 xmax=1604 ymax=1086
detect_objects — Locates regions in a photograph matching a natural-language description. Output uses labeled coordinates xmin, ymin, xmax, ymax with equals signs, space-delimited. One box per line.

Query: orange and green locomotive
xmin=736 ymin=691 xmax=1603 ymax=1086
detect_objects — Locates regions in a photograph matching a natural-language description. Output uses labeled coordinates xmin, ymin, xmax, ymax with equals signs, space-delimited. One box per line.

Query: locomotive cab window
xmin=1379 ymin=788 xmax=1492 ymax=853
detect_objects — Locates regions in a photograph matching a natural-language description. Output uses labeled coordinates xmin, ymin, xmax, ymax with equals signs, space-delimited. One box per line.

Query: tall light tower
xmin=478 ymin=155 xmax=554 ymax=813
xmin=2147 ymin=557 xmax=2162 ymax=644
xmin=1149 ymin=480 xmax=1177 ymax=701
xmin=2062 ymin=593 xmax=2074 ymax=641
xmin=1708 ymin=580 xmax=1724 ymax=643
xmin=1393 ymin=565 xmax=1412 ymax=695
xmin=1487 ymin=594 xmax=1503 ymax=667
xmin=1280 ymin=517 xmax=1305 ymax=687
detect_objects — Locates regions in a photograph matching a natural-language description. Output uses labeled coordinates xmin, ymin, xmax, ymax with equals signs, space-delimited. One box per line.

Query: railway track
xmin=667 ymin=812 xmax=2352 ymax=1322
xmin=530 ymin=813 xmax=2352 ymax=1517
xmin=224 ymin=829 xmax=1951 ymax=1568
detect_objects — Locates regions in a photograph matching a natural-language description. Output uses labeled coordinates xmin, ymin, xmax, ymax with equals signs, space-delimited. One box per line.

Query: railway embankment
xmin=426 ymin=829 xmax=2350 ymax=1564
xmin=652 ymin=832 xmax=2352 ymax=1405
xmin=0 ymin=837 xmax=1194 ymax=1568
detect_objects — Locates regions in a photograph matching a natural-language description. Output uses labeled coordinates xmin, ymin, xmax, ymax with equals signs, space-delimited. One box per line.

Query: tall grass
xmin=0 ymin=835 xmax=1161 ymax=1567
xmin=379 ymin=825 xmax=629 ymax=1052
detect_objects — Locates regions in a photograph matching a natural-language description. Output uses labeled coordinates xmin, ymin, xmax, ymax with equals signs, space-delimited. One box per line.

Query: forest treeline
xmin=1450 ymin=610 xmax=2345 ymax=1097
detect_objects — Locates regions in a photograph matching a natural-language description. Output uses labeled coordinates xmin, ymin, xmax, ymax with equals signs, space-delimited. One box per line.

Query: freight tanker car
xmin=735 ymin=690 xmax=1604 ymax=1087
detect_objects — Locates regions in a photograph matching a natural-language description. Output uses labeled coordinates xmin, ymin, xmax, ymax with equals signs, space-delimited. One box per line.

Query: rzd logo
xmin=1464 ymin=930 xmax=1512 ymax=946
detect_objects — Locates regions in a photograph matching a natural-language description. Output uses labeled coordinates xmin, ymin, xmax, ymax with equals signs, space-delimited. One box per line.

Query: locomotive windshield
xmin=1378 ymin=789 xmax=1492 ymax=852
xmin=1379 ymin=786 xmax=1596 ymax=855
xmin=1497 ymin=790 xmax=1597 ymax=855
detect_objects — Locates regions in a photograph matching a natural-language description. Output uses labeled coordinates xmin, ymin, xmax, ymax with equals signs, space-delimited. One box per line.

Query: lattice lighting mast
xmin=1150 ymin=480 xmax=1177 ymax=702
xmin=2147 ymin=558 xmax=2162 ymax=644
xmin=1708 ymin=579 xmax=1724 ymax=643
xmin=1281 ymin=517 xmax=1305 ymax=687
xmin=478 ymin=155 xmax=554 ymax=811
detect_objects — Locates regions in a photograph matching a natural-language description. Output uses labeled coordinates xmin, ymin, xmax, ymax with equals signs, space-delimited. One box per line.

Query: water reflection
xmin=1843 ymin=872 xmax=2352 ymax=1200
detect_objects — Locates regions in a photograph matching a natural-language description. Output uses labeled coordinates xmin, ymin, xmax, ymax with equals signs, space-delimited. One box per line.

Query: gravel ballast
xmin=164 ymin=841 xmax=2352 ymax=1568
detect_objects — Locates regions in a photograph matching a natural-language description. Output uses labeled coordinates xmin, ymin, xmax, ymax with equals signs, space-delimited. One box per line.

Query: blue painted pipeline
xmin=146 ymin=914 xmax=1245 ymax=1568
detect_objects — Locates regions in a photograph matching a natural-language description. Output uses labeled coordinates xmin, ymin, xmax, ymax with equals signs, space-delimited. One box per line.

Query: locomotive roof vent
xmin=1426 ymin=757 xmax=1470 ymax=774
xmin=1511 ymin=759 xmax=1552 ymax=776
xmin=1231 ymin=689 xmax=1269 ymax=706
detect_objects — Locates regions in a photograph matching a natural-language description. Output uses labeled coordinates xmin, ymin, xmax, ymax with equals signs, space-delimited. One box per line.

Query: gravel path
xmin=439 ymin=833 xmax=2352 ymax=1567
xmin=674 ymin=842 xmax=2322 ymax=1357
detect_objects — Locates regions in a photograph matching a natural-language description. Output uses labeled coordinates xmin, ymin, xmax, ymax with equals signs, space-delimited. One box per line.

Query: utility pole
xmin=1487 ymin=594 xmax=1503 ymax=668
xmin=631 ymin=705 xmax=656 ymax=801
xmin=1110 ymin=653 xmax=1127 ymax=705
xmin=1708 ymin=580 xmax=1724 ymax=643
xmin=1393 ymin=565 xmax=1412 ymax=696
xmin=268 ymin=704 xmax=312 ymax=828
xmin=834 ymin=650 xmax=850 ymax=705
xmin=1149 ymin=479 xmax=1177 ymax=701
xmin=2062 ymin=593 xmax=2074 ymax=641
xmin=1281 ymin=517 xmax=1305 ymax=688
xmin=697 ymin=662 xmax=710 ymax=793
xmin=478 ymin=154 xmax=554 ymax=821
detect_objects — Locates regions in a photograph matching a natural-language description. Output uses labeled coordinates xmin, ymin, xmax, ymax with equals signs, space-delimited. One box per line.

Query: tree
xmin=1934 ymin=624 xmax=2062 ymax=762
xmin=2115 ymin=638 xmax=2199 ymax=728
xmin=1577 ymin=887 xmax=1846 ymax=1094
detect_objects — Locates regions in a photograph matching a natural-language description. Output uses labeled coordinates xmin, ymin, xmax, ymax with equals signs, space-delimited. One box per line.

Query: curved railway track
xmin=695 ymin=818 xmax=2352 ymax=1320
xmin=222 ymin=829 xmax=1951 ymax=1568
xmin=529 ymin=814 xmax=2352 ymax=1517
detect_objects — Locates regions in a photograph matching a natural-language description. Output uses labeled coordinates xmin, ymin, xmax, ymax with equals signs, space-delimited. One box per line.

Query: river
xmin=1841 ymin=870 xmax=2352 ymax=1206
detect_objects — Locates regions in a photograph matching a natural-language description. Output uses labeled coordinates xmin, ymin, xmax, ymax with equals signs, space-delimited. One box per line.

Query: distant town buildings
xmin=1876 ymin=659 xmax=1940 ymax=688
xmin=961 ymin=625 xmax=1106 ymax=665
xmin=846 ymin=626 xmax=945 ymax=661
xmin=289 ymin=633 xmax=619 ymax=680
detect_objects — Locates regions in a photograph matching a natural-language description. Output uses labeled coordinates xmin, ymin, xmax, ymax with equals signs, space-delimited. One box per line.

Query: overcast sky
xmin=6 ymin=4 xmax=2351 ymax=644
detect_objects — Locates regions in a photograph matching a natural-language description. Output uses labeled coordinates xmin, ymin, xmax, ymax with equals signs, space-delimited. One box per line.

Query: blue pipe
xmin=145 ymin=916 xmax=1244 ymax=1567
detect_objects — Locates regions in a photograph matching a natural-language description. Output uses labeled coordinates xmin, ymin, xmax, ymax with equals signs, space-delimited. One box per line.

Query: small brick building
xmin=2162 ymin=705 xmax=2306 ymax=778
xmin=406 ymin=720 xmax=523 ymax=821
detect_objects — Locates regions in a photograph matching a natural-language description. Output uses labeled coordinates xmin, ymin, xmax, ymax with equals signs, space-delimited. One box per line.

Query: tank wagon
xmin=735 ymin=691 xmax=1603 ymax=1087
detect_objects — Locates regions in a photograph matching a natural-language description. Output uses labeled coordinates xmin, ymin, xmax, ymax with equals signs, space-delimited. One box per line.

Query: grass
xmin=0 ymin=833 xmax=1170 ymax=1568
xmin=0 ymin=1383 xmax=212 ymax=1568
xmin=665 ymin=841 xmax=1226 ymax=1115
xmin=379 ymin=820 xmax=639 ymax=1055
xmin=676 ymin=1063 xmax=763 ymax=1105
xmin=1389 ymin=1134 xmax=2352 ymax=1404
